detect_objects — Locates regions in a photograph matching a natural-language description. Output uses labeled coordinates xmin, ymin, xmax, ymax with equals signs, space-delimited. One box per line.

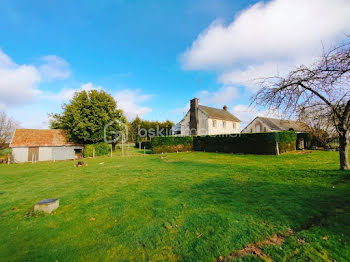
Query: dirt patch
xmin=216 ymin=229 xmax=294 ymax=261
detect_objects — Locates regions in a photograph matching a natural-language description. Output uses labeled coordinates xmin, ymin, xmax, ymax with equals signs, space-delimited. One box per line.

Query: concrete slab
xmin=34 ymin=199 xmax=59 ymax=213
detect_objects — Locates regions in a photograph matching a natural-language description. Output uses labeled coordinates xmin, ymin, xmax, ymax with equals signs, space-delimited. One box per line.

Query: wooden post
xmin=122 ymin=135 xmax=124 ymax=157
xmin=144 ymin=146 xmax=146 ymax=155
xmin=139 ymin=142 xmax=141 ymax=150
xmin=110 ymin=145 xmax=113 ymax=157
xmin=32 ymin=154 xmax=34 ymax=164
xmin=7 ymin=153 xmax=10 ymax=165
xmin=93 ymin=148 xmax=95 ymax=158
xmin=276 ymin=142 xmax=280 ymax=156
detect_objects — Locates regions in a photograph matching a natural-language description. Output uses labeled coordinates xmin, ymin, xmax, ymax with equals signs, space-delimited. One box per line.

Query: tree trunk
xmin=112 ymin=142 xmax=116 ymax=151
xmin=339 ymin=134 xmax=350 ymax=170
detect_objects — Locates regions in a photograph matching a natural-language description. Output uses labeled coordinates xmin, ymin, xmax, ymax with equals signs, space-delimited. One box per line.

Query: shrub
xmin=276 ymin=131 xmax=297 ymax=153
xmin=193 ymin=131 xmax=296 ymax=155
xmin=83 ymin=142 xmax=110 ymax=157
xmin=135 ymin=141 xmax=152 ymax=149
xmin=0 ymin=148 xmax=11 ymax=157
xmin=151 ymin=136 xmax=193 ymax=153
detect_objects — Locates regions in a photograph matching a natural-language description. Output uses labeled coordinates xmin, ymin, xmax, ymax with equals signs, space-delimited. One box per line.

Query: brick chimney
xmin=190 ymin=98 xmax=199 ymax=135
xmin=223 ymin=105 xmax=228 ymax=111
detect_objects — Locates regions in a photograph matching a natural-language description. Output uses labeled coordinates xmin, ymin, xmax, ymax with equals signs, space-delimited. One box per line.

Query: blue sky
xmin=1 ymin=0 xmax=350 ymax=129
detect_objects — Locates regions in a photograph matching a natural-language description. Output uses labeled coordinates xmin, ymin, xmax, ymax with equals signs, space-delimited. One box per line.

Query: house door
xmin=28 ymin=147 xmax=39 ymax=162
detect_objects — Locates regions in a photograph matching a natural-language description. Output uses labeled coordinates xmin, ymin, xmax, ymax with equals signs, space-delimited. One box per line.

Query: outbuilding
xmin=10 ymin=129 xmax=83 ymax=163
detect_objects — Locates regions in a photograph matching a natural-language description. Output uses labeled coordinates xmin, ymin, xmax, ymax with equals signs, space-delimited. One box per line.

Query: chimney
xmin=190 ymin=98 xmax=199 ymax=135
xmin=223 ymin=105 xmax=228 ymax=111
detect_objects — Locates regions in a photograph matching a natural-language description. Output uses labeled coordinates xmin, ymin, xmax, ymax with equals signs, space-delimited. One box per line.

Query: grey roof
xmin=198 ymin=105 xmax=241 ymax=122
xmin=257 ymin=117 xmax=310 ymax=132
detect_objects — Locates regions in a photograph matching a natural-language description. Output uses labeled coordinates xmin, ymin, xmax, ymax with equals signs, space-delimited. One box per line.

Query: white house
xmin=10 ymin=129 xmax=83 ymax=163
xmin=241 ymin=117 xmax=309 ymax=134
xmin=241 ymin=116 xmax=310 ymax=149
xmin=178 ymin=98 xmax=241 ymax=136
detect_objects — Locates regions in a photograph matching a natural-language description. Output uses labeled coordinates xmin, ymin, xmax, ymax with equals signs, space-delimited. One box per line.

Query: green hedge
xmin=83 ymin=142 xmax=110 ymax=157
xmin=135 ymin=141 xmax=152 ymax=149
xmin=193 ymin=131 xmax=296 ymax=155
xmin=151 ymin=136 xmax=193 ymax=153
xmin=0 ymin=148 xmax=11 ymax=157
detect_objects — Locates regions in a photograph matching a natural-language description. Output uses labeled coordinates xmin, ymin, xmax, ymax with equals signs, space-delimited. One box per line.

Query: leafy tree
xmin=129 ymin=116 xmax=142 ymax=142
xmin=254 ymin=39 xmax=350 ymax=170
xmin=128 ymin=117 xmax=174 ymax=142
xmin=50 ymin=90 xmax=127 ymax=148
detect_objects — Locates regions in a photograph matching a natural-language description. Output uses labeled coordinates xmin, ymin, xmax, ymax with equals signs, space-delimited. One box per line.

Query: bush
xmin=135 ymin=141 xmax=152 ymax=149
xmin=151 ymin=136 xmax=193 ymax=153
xmin=193 ymin=131 xmax=296 ymax=155
xmin=276 ymin=131 xmax=297 ymax=153
xmin=152 ymin=144 xmax=193 ymax=154
xmin=0 ymin=148 xmax=11 ymax=157
xmin=83 ymin=142 xmax=110 ymax=157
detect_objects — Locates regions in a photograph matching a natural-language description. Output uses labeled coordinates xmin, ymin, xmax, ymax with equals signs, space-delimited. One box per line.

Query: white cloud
xmin=113 ymin=89 xmax=153 ymax=120
xmin=181 ymin=0 xmax=350 ymax=70
xmin=198 ymin=85 xmax=239 ymax=106
xmin=44 ymin=82 xmax=103 ymax=101
xmin=0 ymin=49 xmax=72 ymax=109
xmin=0 ymin=49 xmax=41 ymax=107
xmin=218 ymin=61 xmax=295 ymax=92
xmin=39 ymin=55 xmax=71 ymax=81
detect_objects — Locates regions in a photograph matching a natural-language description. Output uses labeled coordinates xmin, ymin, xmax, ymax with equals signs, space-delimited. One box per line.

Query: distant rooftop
xmin=255 ymin=117 xmax=310 ymax=132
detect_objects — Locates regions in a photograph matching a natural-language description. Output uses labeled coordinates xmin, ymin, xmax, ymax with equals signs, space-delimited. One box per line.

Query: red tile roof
xmin=10 ymin=129 xmax=80 ymax=147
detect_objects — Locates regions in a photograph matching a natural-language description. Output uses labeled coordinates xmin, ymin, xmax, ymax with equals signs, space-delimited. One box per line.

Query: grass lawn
xmin=0 ymin=149 xmax=349 ymax=261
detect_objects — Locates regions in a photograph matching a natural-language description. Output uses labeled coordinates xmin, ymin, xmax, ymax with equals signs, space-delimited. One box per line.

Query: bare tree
xmin=253 ymin=39 xmax=350 ymax=170
xmin=0 ymin=112 xmax=20 ymax=145
xmin=298 ymin=106 xmax=336 ymax=147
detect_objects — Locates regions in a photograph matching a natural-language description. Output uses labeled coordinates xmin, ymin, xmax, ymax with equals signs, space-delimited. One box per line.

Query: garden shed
xmin=10 ymin=129 xmax=83 ymax=163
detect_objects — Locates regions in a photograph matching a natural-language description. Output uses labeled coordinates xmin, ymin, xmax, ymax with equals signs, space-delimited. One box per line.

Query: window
xmin=256 ymin=124 xmax=261 ymax=132
xmin=223 ymin=121 xmax=226 ymax=129
xmin=212 ymin=120 xmax=217 ymax=128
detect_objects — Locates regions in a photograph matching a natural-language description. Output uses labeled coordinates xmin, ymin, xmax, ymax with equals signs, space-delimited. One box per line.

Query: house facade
xmin=178 ymin=98 xmax=241 ymax=136
xmin=241 ymin=117 xmax=310 ymax=149
xmin=10 ymin=129 xmax=83 ymax=163
xmin=241 ymin=117 xmax=309 ymax=134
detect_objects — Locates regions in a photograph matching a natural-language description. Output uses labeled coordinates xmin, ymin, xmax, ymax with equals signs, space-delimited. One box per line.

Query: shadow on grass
xmin=166 ymin=163 xmax=350 ymax=237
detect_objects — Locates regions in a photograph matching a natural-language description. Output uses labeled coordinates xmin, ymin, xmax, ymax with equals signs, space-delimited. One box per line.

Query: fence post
xmin=93 ymin=148 xmax=95 ymax=158
xmin=275 ymin=142 xmax=280 ymax=156
xmin=110 ymin=145 xmax=113 ymax=157
xmin=7 ymin=153 xmax=10 ymax=165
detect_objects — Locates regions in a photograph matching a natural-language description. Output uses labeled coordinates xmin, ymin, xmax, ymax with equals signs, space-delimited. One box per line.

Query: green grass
xmin=0 ymin=149 xmax=349 ymax=261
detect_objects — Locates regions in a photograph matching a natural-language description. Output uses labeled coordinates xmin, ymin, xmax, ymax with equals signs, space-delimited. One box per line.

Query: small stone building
xmin=178 ymin=98 xmax=241 ymax=136
xmin=10 ymin=129 xmax=83 ymax=163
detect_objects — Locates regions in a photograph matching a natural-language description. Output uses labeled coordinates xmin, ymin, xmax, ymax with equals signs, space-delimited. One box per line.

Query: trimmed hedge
xmin=135 ymin=141 xmax=152 ymax=149
xmin=151 ymin=132 xmax=297 ymax=155
xmin=83 ymin=142 xmax=110 ymax=157
xmin=193 ymin=131 xmax=296 ymax=155
xmin=151 ymin=136 xmax=193 ymax=153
